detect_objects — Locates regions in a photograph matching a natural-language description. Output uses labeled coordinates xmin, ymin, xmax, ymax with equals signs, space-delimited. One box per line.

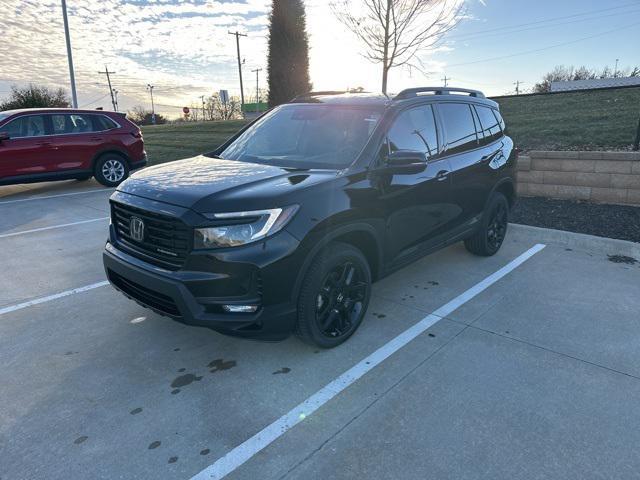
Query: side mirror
xmin=383 ymin=150 xmax=427 ymax=174
xmin=0 ymin=131 xmax=9 ymax=142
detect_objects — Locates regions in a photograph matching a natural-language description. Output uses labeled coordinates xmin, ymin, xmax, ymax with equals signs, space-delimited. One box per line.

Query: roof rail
xmin=291 ymin=91 xmax=348 ymax=101
xmin=393 ymin=87 xmax=485 ymax=100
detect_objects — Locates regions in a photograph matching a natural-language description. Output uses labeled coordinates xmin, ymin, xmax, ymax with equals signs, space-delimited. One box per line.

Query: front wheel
xmin=464 ymin=192 xmax=509 ymax=256
xmin=295 ymin=242 xmax=372 ymax=348
xmin=94 ymin=154 xmax=129 ymax=187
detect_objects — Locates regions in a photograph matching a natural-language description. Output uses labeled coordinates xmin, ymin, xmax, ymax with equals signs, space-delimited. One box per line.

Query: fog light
xmin=222 ymin=305 xmax=258 ymax=313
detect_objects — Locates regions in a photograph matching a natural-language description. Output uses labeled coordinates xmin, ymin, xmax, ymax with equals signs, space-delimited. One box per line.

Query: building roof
xmin=550 ymin=76 xmax=640 ymax=92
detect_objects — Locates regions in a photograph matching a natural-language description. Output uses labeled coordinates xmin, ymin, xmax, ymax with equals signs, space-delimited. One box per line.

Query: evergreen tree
xmin=267 ymin=0 xmax=312 ymax=107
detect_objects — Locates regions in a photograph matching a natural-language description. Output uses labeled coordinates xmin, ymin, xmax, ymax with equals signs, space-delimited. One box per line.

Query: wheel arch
xmin=490 ymin=177 xmax=516 ymax=208
xmin=291 ymin=222 xmax=384 ymax=304
xmin=91 ymin=148 xmax=132 ymax=171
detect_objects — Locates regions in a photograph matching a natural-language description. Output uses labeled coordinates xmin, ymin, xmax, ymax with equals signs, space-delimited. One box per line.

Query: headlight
xmin=194 ymin=205 xmax=299 ymax=249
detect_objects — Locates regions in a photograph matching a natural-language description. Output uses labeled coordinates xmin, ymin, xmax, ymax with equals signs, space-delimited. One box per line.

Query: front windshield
xmin=217 ymin=104 xmax=382 ymax=169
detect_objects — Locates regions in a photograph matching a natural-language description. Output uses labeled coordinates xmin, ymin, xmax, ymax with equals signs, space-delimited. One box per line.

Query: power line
xmin=79 ymin=93 xmax=110 ymax=108
xmin=448 ymin=2 xmax=640 ymax=39
xmin=445 ymin=21 xmax=640 ymax=69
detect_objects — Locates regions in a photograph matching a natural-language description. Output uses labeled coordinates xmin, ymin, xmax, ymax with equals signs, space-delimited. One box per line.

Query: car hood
xmin=118 ymin=155 xmax=336 ymax=212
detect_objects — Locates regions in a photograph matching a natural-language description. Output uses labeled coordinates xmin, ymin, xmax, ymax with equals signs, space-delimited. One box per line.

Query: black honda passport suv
xmin=103 ymin=87 xmax=516 ymax=348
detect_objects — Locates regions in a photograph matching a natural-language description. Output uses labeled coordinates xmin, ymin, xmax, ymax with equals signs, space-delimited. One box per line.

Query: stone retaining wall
xmin=517 ymin=151 xmax=640 ymax=206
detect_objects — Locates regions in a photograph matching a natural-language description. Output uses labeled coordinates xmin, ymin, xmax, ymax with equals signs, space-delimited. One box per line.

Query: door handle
xmin=436 ymin=170 xmax=450 ymax=181
xmin=36 ymin=142 xmax=52 ymax=147
xmin=90 ymin=136 xmax=103 ymax=142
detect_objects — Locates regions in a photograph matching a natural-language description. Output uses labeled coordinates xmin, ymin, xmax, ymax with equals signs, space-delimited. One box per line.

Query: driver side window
xmin=3 ymin=115 xmax=46 ymax=138
xmin=386 ymin=105 xmax=439 ymax=160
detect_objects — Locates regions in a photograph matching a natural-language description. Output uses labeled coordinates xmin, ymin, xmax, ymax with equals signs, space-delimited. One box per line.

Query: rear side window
xmin=438 ymin=103 xmax=478 ymax=154
xmin=493 ymin=109 xmax=506 ymax=132
xmin=3 ymin=115 xmax=45 ymax=138
xmin=387 ymin=105 xmax=439 ymax=159
xmin=93 ymin=115 xmax=118 ymax=131
xmin=51 ymin=114 xmax=96 ymax=134
xmin=475 ymin=106 xmax=502 ymax=144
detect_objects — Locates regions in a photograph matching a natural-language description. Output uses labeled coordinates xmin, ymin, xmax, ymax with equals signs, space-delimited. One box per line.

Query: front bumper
xmin=103 ymin=228 xmax=304 ymax=341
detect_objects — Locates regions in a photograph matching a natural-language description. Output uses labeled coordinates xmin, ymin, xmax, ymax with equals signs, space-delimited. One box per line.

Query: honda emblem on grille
xmin=130 ymin=216 xmax=145 ymax=242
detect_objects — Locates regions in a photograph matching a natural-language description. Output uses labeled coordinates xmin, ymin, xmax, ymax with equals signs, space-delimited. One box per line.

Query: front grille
xmin=108 ymin=270 xmax=181 ymax=317
xmin=111 ymin=201 xmax=190 ymax=270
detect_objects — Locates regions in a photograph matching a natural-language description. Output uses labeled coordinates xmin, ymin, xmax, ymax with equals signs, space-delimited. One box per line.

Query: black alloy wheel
xmin=296 ymin=242 xmax=372 ymax=348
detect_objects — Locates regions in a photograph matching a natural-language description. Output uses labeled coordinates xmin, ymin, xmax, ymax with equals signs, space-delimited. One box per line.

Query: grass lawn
xmin=142 ymin=120 xmax=247 ymax=166
xmin=495 ymin=86 xmax=640 ymax=151
xmin=141 ymin=87 xmax=640 ymax=165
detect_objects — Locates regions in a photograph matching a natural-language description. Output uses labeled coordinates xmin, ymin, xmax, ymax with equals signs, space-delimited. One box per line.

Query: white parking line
xmin=190 ymin=243 xmax=546 ymax=480
xmin=0 ymin=281 xmax=110 ymax=316
xmin=0 ymin=217 xmax=109 ymax=239
xmin=0 ymin=188 xmax=113 ymax=205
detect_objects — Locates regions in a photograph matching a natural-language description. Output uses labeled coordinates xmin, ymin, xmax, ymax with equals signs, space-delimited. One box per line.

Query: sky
xmin=0 ymin=0 xmax=639 ymax=117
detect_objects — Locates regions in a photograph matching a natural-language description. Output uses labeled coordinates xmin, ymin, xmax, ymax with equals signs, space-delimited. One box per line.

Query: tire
xmin=295 ymin=242 xmax=372 ymax=348
xmin=464 ymin=192 xmax=509 ymax=257
xmin=94 ymin=154 xmax=130 ymax=187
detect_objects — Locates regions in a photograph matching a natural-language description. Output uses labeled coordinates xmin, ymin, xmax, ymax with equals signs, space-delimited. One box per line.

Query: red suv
xmin=0 ymin=108 xmax=147 ymax=187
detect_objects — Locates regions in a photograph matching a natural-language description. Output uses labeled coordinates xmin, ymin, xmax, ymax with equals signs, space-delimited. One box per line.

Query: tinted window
xmin=475 ymin=105 xmax=502 ymax=144
xmin=438 ymin=103 xmax=478 ymax=154
xmin=3 ymin=115 xmax=46 ymax=138
xmin=493 ymin=109 xmax=506 ymax=132
xmin=94 ymin=115 xmax=118 ymax=131
xmin=387 ymin=105 xmax=438 ymax=159
xmin=51 ymin=114 xmax=95 ymax=134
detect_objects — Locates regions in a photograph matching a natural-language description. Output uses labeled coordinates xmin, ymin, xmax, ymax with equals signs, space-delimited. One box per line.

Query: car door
xmin=434 ymin=102 xmax=489 ymax=231
xmin=373 ymin=104 xmax=456 ymax=265
xmin=0 ymin=114 xmax=54 ymax=179
xmin=46 ymin=113 xmax=102 ymax=171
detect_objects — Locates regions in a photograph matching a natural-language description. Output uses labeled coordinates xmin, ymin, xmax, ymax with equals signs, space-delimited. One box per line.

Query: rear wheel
xmin=94 ymin=154 xmax=129 ymax=187
xmin=464 ymin=192 xmax=509 ymax=256
xmin=295 ymin=242 xmax=371 ymax=348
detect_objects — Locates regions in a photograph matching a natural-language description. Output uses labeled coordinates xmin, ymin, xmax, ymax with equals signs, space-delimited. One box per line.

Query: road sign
xmin=183 ymin=106 xmax=190 ymax=114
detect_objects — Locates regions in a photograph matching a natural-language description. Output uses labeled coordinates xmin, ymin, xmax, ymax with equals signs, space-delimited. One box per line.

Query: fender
xmin=289 ymin=221 xmax=384 ymax=304
xmin=90 ymin=146 xmax=131 ymax=168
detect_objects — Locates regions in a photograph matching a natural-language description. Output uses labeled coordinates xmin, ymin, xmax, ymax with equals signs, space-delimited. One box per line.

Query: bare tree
xmin=331 ymin=0 xmax=463 ymax=94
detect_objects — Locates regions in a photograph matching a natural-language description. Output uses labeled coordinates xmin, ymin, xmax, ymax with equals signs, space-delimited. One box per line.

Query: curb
xmin=507 ymin=223 xmax=640 ymax=258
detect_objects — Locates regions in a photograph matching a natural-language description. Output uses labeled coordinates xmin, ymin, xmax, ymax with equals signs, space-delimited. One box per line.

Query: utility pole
xmin=147 ymin=84 xmax=156 ymax=124
xmin=441 ymin=75 xmax=451 ymax=87
xmin=112 ymin=89 xmax=119 ymax=111
xmin=200 ymin=95 xmax=206 ymax=121
xmin=514 ymin=80 xmax=525 ymax=95
xmin=228 ymin=31 xmax=247 ymax=110
xmin=614 ymin=58 xmax=620 ymax=78
xmin=251 ymin=68 xmax=262 ymax=113
xmin=98 ymin=65 xmax=117 ymax=110
xmin=61 ymin=0 xmax=78 ymax=108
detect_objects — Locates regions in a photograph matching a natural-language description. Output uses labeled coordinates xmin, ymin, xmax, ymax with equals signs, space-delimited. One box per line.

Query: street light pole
xmin=251 ymin=68 xmax=262 ymax=113
xmin=147 ymin=84 xmax=156 ymax=124
xmin=61 ymin=0 xmax=78 ymax=108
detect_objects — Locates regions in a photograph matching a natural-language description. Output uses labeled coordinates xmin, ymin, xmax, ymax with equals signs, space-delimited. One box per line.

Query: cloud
xmin=0 ymin=0 xmax=460 ymax=116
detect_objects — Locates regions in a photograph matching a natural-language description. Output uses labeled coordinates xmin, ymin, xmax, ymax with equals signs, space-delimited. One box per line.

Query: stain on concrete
xmin=372 ymin=312 xmax=386 ymax=319
xmin=171 ymin=373 xmax=203 ymax=388
xmin=273 ymin=367 xmax=291 ymax=375
xmin=64 ymin=351 xmax=78 ymax=356
xmin=74 ymin=436 xmax=88 ymax=445
xmin=173 ymin=348 xmax=180 ymax=352
xmin=428 ymin=333 xmax=436 ymax=338
xmin=200 ymin=449 xmax=210 ymax=456
xmin=178 ymin=368 xmax=186 ymax=373
xmin=130 ymin=407 xmax=143 ymax=415
xmin=148 ymin=441 xmax=161 ymax=450
xmin=168 ymin=456 xmax=178 ymax=464
xmin=171 ymin=389 xmax=181 ymax=395
xmin=608 ymin=254 xmax=638 ymax=265
xmin=208 ymin=359 xmax=236 ymax=373
xmin=427 ymin=281 xmax=439 ymax=286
